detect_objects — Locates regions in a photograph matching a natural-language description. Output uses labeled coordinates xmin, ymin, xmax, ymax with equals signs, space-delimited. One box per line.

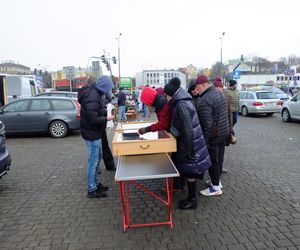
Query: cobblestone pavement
xmin=0 ymin=112 xmax=300 ymax=250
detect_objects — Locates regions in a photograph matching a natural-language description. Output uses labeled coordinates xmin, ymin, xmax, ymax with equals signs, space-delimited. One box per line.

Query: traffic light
xmin=106 ymin=62 xmax=110 ymax=71
xmin=112 ymin=56 xmax=117 ymax=64
xmin=101 ymin=55 xmax=106 ymax=64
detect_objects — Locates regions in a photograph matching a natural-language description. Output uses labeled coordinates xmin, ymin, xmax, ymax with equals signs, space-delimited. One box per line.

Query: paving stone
xmin=1 ymin=113 xmax=300 ymax=249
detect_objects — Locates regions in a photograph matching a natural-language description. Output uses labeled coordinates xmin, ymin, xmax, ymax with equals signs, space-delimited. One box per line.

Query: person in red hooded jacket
xmin=138 ymin=87 xmax=171 ymax=134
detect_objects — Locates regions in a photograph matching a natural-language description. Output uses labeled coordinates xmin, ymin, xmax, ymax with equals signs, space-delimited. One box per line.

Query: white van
xmin=0 ymin=74 xmax=39 ymax=106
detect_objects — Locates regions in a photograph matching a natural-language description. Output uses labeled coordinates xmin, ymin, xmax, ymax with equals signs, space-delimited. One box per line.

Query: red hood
xmin=141 ymin=87 xmax=157 ymax=106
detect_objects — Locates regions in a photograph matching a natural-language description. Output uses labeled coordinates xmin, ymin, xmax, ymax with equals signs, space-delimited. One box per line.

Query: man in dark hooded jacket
xmin=78 ymin=75 xmax=114 ymax=198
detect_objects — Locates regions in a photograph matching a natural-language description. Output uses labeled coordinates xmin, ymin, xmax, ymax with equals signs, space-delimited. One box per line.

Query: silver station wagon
xmin=239 ymin=90 xmax=282 ymax=117
xmin=0 ymin=97 xmax=81 ymax=138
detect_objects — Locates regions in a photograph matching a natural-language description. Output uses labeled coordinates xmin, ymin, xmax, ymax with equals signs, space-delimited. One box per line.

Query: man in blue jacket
xmin=78 ymin=76 xmax=114 ymax=198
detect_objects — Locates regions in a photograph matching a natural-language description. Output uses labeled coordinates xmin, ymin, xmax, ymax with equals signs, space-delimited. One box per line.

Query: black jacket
xmin=169 ymin=88 xmax=211 ymax=177
xmin=196 ymin=86 xmax=229 ymax=145
xmin=117 ymin=91 xmax=126 ymax=106
xmin=78 ymin=85 xmax=107 ymax=140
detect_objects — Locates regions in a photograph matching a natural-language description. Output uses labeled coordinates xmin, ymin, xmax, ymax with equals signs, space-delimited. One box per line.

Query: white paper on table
xmin=121 ymin=123 xmax=154 ymax=130
xmin=140 ymin=131 xmax=158 ymax=140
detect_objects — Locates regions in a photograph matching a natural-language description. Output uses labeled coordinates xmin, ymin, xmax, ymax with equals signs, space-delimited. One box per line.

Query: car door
xmin=289 ymin=93 xmax=300 ymax=118
xmin=26 ymin=99 xmax=53 ymax=132
xmin=0 ymin=100 xmax=30 ymax=133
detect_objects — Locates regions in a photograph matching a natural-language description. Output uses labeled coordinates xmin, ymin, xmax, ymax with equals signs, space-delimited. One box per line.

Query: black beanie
xmin=229 ymin=80 xmax=237 ymax=87
xmin=164 ymin=77 xmax=181 ymax=97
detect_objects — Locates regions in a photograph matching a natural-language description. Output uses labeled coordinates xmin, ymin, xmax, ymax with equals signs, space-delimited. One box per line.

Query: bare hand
xmin=107 ymin=115 xmax=114 ymax=121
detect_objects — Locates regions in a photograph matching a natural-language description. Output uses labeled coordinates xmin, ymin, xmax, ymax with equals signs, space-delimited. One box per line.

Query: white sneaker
xmin=205 ymin=179 xmax=223 ymax=189
xmin=199 ymin=186 xmax=223 ymax=196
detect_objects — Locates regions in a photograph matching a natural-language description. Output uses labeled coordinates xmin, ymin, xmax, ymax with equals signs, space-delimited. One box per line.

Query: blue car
xmin=0 ymin=120 xmax=11 ymax=179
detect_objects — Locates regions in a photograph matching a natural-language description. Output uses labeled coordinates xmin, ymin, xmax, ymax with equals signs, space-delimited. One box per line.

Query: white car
xmin=239 ymin=90 xmax=282 ymax=117
xmin=281 ymin=92 xmax=300 ymax=122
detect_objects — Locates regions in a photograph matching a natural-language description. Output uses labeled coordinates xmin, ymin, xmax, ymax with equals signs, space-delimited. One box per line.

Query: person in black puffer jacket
xmin=187 ymin=79 xmax=201 ymax=109
xmin=78 ymin=75 xmax=114 ymax=198
xmin=164 ymin=78 xmax=211 ymax=210
xmin=195 ymin=75 xmax=229 ymax=197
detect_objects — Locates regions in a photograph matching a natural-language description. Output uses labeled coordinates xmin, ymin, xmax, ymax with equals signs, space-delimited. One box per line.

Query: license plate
xmin=265 ymin=102 xmax=275 ymax=106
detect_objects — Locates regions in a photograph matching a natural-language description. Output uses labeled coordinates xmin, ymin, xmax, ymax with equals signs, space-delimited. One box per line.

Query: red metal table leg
xmin=119 ymin=181 xmax=128 ymax=231
xmin=168 ymin=177 xmax=174 ymax=228
xmin=125 ymin=181 xmax=131 ymax=227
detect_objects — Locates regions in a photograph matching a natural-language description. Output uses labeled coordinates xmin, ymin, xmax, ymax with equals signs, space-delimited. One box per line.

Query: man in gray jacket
xmin=195 ymin=75 xmax=229 ymax=196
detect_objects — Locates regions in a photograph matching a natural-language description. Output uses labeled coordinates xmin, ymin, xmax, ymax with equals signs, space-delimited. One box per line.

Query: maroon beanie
xmin=213 ymin=77 xmax=223 ymax=88
xmin=196 ymin=75 xmax=208 ymax=85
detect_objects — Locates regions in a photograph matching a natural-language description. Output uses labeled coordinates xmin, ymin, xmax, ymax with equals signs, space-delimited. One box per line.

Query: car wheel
xmin=241 ymin=106 xmax=248 ymax=117
xmin=282 ymin=109 xmax=291 ymax=122
xmin=266 ymin=113 xmax=274 ymax=116
xmin=49 ymin=121 xmax=68 ymax=138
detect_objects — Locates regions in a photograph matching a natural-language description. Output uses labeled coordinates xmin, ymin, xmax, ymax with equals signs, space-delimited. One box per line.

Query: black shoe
xmin=178 ymin=198 xmax=197 ymax=210
xmin=87 ymin=190 xmax=107 ymax=198
xmin=106 ymin=167 xmax=116 ymax=172
xmin=97 ymin=183 xmax=108 ymax=192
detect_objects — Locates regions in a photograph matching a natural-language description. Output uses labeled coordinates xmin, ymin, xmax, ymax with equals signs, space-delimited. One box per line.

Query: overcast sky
xmin=1 ymin=0 xmax=300 ymax=77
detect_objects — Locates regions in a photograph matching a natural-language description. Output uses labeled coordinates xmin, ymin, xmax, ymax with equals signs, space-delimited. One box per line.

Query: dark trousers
xmin=208 ymin=142 xmax=225 ymax=186
xmin=102 ymin=131 xmax=115 ymax=170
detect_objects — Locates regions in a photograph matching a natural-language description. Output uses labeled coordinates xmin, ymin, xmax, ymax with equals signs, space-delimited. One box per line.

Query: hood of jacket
xmin=170 ymin=87 xmax=192 ymax=106
xmin=95 ymin=76 xmax=114 ymax=94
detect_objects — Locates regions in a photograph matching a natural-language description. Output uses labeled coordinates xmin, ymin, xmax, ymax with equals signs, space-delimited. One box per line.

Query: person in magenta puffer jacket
xmin=138 ymin=87 xmax=171 ymax=134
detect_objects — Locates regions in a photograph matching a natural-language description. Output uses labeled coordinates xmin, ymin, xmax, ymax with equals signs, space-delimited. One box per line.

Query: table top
xmin=115 ymin=153 xmax=179 ymax=181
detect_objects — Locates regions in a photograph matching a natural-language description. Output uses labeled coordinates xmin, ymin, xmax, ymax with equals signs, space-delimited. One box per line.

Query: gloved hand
xmin=138 ymin=126 xmax=151 ymax=135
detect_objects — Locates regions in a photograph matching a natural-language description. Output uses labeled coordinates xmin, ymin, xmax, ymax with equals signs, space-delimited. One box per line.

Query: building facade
xmin=0 ymin=62 xmax=31 ymax=75
xmin=136 ymin=69 xmax=187 ymax=89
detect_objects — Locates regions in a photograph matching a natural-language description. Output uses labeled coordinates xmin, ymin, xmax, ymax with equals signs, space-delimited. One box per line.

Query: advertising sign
xmin=120 ymin=77 xmax=132 ymax=89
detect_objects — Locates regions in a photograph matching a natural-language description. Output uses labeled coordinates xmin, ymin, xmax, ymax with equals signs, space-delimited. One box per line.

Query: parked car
xmin=281 ymin=92 xmax=300 ymax=122
xmin=0 ymin=97 xmax=81 ymax=138
xmin=35 ymin=91 xmax=78 ymax=99
xmin=0 ymin=120 xmax=11 ymax=179
xmin=259 ymin=86 xmax=290 ymax=101
xmin=239 ymin=90 xmax=282 ymax=117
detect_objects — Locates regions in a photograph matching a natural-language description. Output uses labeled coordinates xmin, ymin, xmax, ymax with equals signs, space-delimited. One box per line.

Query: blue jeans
xmin=85 ymin=139 xmax=102 ymax=192
xmin=143 ymin=104 xmax=148 ymax=117
xmin=118 ymin=106 xmax=126 ymax=122
xmin=232 ymin=111 xmax=238 ymax=127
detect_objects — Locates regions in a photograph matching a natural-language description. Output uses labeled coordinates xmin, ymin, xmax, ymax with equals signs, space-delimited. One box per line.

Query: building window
xmin=285 ymin=77 xmax=288 ymax=81
xmin=147 ymin=80 xmax=149 ymax=84
xmin=165 ymin=79 xmax=167 ymax=84
xmin=164 ymin=73 xmax=167 ymax=78
xmin=297 ymin=76 xmax=300 ymax=80
xmin=150 ymin=73 xmax=152 ymax=77
xmin=168 ymin=73 xmax=170 ymax=78
xmin=147 ymin=73 xmax=149 ymax=77
xmin=277 ymin=76 xmax=280 ymax=81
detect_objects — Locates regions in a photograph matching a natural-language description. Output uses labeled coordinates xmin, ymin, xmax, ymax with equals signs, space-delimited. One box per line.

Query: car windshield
xmin=256 ymin=92 xmax=277 ymax=99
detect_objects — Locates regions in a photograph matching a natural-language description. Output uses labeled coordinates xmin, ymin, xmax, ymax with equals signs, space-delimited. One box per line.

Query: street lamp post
xmin=219 ymin=32 xmax=225 ymax=81
xmin=116 ymin=33 xmax=122 ymax=87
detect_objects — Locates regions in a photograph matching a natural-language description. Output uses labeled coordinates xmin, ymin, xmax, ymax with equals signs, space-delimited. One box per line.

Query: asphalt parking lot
xmin=0 ymin=113 xmax=300 ymax=250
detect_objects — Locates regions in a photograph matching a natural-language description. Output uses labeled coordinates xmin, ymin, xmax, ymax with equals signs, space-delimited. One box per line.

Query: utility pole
xmin=219 ymin=32 xmax=225 ymax=81
xmin=116 ymin=33 xmax=122 ymax=87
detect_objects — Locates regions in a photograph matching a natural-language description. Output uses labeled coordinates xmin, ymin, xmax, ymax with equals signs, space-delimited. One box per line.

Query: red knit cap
xmin=196 ymin=75 xmax=208 ymax=85
xmin=213 ymin=77 xmax=223 ymax=88
xmin=141 ymin=87 xmax=157 ymax=106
